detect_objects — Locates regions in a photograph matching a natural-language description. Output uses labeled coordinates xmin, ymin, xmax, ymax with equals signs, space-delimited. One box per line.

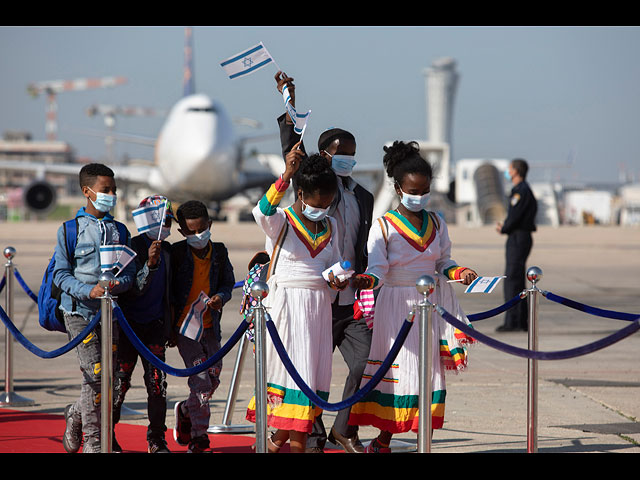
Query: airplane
xmin=0 ymin=27 xmax=280 ymax=216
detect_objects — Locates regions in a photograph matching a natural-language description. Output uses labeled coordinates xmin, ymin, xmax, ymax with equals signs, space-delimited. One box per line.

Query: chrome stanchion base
xmin=207 ymin=424 xmax=255 ymax=434
xmin=0 ymin=391 xmax=35 ymax=406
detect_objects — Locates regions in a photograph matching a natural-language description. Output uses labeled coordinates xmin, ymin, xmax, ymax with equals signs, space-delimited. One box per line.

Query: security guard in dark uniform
xmin=496 ymin=158 xmax=537 ymax=332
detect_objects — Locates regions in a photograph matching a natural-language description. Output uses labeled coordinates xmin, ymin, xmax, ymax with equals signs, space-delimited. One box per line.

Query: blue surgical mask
xmin=89 ymin=188 xmax=117 ymax=213
xmin=331 ymin=154 xmax=357 ymax=177
xmin=301 ymin=196 xmax=330 ymax=221
xmin=400 ymin=189 xmax=430 ymax=212
xmin=186 ymin=229 xmax=211 ymax=249
xmin=504 ymin=170 xmax=512 ymax=181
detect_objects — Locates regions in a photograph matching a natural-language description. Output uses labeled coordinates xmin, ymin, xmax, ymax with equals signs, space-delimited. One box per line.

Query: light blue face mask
xmin=301 ymin=196 xmax=330 ymax=221
xmin=400 ymin=189 xmax=430 ymax=212
xmin=146 ymin=226 xmax=171 ymax=242
xmin=331 ymin=154 xmax=357 ymax=177
xmin=186 ymin=229 xmax=211 ymax=249
xmin=504 ymin=170 xmax=512 ymax=182
xmin=89 ymin=188 xmax=117 ymax=213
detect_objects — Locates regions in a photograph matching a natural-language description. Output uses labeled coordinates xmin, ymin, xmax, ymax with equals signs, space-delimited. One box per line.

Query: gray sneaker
xmin=62 ymin=404 xmax=82 ymax=453
xmin=82 ymin=441 xmax=101 ymax=453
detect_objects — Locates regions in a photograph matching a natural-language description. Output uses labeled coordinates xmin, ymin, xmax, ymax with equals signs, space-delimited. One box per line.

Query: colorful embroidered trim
xmin=258 ymin=176 xmax=289 ymax=216
xmin=284 ymin=207 xmax=332 ymax=258
xmin=383 ymin=210 xmax=436 ymax=252
xmin=348 ymin=389 xmax=446 ymax=432
xmin=443 ymin=265 xmax=466 ymax=280
xmin=246 ymin=383 xmax=329 ymax=433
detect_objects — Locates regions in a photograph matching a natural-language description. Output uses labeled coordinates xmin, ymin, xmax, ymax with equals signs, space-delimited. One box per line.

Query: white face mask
xmin=399 ymin=189 xmax=430 ymax=212
xmin=186 ymin=229 xmax=211 ymax=249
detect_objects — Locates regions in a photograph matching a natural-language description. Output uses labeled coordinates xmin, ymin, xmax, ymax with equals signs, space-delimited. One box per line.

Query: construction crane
xmin=27 ymin=76 xmax=127 ymax=141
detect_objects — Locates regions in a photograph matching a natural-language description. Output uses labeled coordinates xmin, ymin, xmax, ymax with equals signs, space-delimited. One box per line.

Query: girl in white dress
xmin=350 ymin=141 xmax=478 ymax=453
xmin=246 ymin=142 xmax=347 ymax=453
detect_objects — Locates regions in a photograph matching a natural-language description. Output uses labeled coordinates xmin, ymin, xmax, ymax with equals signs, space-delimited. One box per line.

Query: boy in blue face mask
xmin=170 ymin=200 xmax=235 ymax=453
xmin=113 ymin=195 xmax=175 ymax=453
xmin=274 ymin=70 xmax=375 ymax=453
xmin=55 ymin=163 xmax=136 ymax=453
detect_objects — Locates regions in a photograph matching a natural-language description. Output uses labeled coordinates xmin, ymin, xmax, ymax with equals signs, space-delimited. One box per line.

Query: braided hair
xmin=293 ymin=153 xmax=338 ymax=197
xmin=383 ymin=140 xmax=432 ymax=186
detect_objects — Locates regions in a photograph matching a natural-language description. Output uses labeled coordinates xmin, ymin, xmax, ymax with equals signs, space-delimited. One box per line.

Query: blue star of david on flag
xmin=220 ymin=42 xmax=275 ymax=79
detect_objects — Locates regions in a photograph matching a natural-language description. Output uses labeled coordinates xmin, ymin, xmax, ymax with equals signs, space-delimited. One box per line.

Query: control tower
xmin=422 ymin=57 xmax=459 ymax=193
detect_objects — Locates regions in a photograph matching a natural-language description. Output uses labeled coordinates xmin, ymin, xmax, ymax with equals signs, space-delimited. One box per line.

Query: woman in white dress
xmin=246 ymin=142 xmax=347 ymax=453
xmin=350 ymin=141 xmax=478 ymax=453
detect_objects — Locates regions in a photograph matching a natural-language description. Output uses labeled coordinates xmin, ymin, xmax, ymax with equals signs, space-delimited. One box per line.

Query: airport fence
xmin=1 ymin=245 xmax=639 ymax=453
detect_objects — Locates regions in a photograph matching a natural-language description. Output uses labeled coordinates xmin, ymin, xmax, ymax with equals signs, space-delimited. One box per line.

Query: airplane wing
xmin=0 ymin=159 xmax=157 ymax=186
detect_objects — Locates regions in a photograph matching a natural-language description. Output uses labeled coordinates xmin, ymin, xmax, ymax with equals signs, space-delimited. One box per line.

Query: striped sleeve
xmin=258 ymin=176 xmax=290 ymax=216
xmin=443 ymin=265 xmax=466 ymax=281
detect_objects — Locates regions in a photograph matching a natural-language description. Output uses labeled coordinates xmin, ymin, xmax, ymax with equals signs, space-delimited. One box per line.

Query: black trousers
xmin=307 ymin=301 xmax=372 ymax=448
xmin=113 ymin=318 xmax=168 ymax=441
xmin=503 ymin=230 xmax=533 ymax=329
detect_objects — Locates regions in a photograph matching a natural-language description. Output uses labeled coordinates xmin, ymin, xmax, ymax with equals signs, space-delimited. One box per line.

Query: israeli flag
xmin=220 ymin=42 xmax=274 ymax=79
xmin=179 ymin=291 xmax=209 ymax=342
xmin=282 ymin=84 xmax=311 ymax=137
xmin=100 ymin=244 xmax=137 ymax=273
xmin=464 ymin=276 xmax=506 ymax=294
xmin=132 ymin=201 xmax=165 ymax=235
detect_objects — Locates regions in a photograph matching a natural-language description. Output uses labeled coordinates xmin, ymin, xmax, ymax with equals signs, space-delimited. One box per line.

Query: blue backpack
xmin=37 ymin=218 xmax=128 ymax=333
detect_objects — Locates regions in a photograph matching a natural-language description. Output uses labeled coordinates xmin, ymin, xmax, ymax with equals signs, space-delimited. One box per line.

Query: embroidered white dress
xmin=349 ymin=209 xmax=475 ymax=433
xmin=246 ymin=177 xmax=343 ymax=433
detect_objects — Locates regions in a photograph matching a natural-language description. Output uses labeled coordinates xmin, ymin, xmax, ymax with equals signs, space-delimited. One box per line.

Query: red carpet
xmin=0 ymin=409 xmax=342 ymax=453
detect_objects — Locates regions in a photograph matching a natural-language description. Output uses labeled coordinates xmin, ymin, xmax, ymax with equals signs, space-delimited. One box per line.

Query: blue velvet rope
xmin=543 ymin=290 xmax=640 ymax=321
xmin=467 ymin=293 xmax=525 ymax=322
xmin=0 ymin=274 xmax=4 ymax=294
xmin=13 ymin=268 xmax=38 ymax=303
xmin=265 ymin=312 xmax=415 ymax=412
xmin=436 ymin=305 xmax=640 ymax=361
xmin=0 ymin=304 xmax=101 ymax=358
xmin=113 ymin=305 xmax=249 ymax=377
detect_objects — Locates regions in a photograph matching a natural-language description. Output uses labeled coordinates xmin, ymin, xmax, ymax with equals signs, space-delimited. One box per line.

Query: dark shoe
xmin=173 ymin=401 xmax=191 ymax=446
xmin=62 ymin=404 xmax=82 ymax=453
xmin=148 ymin=437 xmax=171 ymax=453
xmin=305 ymin=446 xmax=325 ymax=453
xmin=187 ymin=434 xmax=210 ymax=453
xmin=328 ymin=427 xmax=365 ymax=453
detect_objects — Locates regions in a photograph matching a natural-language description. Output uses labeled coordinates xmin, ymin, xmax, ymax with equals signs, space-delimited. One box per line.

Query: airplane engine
xmin=23 ymin=180 xmax=57 ymax=213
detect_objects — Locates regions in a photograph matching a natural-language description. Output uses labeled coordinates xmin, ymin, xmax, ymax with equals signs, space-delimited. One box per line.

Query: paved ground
xmin=1 ymin=221 xmax=639 ymax=453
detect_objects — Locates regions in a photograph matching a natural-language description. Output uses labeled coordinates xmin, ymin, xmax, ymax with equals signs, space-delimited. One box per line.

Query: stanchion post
xmin=99 ymin=271 xmax=116 ymax=453
xmin=250 ymin=281 xmax=269 ymax=453
xmin=416 ymin=274 xmax=435 ymax=453
xmin=0 ymin=247 xmax=34 ymax=407
xmin=208 ymin=332 xmax=255 ymax=434
xmin=526 ymin=266 xmax=542 ymax=453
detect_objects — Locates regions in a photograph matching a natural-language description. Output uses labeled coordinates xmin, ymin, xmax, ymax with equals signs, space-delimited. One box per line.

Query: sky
xmin=1 ymin=25 xmax=639 ymax=186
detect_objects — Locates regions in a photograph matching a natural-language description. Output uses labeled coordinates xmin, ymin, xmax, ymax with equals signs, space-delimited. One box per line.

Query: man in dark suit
xmin=274 ymin=71 xmax=374 ymax=453
xmin=496 ymin=158 xmax=537 ymax=332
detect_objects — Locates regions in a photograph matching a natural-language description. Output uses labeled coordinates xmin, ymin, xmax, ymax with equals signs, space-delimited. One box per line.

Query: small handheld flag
xmin=131 ymin=196 xmax=173 ymax=238
xmin=220 ymin=42 xmax=277 ymax=80
xmin=100 ymin=244 xmax=137 ymax=274
xmin=282 ymin=84 xmax=311 ymax=137
xmin=180 ymin=291 xmax=210 ymax=342
xmin=464 ymin=276 xmax=506 ymax=294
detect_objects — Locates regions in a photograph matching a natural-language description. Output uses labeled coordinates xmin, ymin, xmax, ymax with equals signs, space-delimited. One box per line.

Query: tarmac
xmin=0 ymin=220 xmax=639 ymax=454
